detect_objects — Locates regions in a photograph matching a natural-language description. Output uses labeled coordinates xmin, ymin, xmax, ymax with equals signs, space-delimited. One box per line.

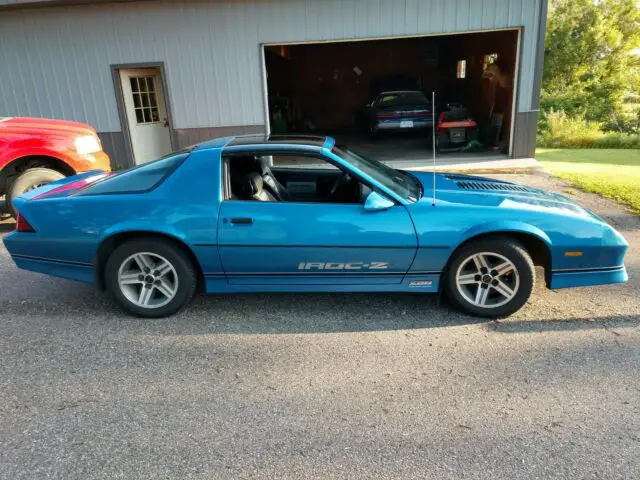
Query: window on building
xmin=456 ymin=60 xmax=467 ymax=79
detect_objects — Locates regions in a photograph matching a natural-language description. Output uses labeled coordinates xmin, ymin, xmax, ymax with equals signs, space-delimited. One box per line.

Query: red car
xmin=0 ymin=117 xmax=111 ymax=216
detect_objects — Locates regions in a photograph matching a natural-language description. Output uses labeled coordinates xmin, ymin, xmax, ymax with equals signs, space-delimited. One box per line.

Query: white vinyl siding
xmin=0 ymin=0 xmax=544 ymax=132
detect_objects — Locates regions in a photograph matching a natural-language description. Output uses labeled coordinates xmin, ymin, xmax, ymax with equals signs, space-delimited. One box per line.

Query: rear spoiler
xmin=18 ymin=170 xmax=109 ymax=202
xmin=11 ymin=170 xmax=110 ymax=222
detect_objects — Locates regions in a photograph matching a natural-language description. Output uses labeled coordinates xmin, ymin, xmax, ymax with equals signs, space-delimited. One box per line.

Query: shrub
xmin=538 ymin=110 xmax=640 ymax=149
xmin=593 ymin=133 xmax=640 ymax=149
xmin=538 ymin=110 xmax=603 ymax=147
xmin=602 ymin=107 xmax=640 ymax=135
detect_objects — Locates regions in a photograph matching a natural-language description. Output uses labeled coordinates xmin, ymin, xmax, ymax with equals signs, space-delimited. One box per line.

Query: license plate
xmin=400 ymin=120 xmax=414 ymax=128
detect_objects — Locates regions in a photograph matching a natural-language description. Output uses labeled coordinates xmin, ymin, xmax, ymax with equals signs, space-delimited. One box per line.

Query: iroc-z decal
xmin=297 ymin=262 xmax=389 ymax=271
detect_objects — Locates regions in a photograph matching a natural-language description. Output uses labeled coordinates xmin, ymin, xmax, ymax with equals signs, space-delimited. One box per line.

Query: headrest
xmin=255 ymin=156 xmax=270 ymax=175
xmin=244 ymin=172 xmax=264 ymax=196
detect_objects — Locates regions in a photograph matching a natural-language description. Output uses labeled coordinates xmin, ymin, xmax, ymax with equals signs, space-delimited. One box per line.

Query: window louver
xmin=455 ymin=181 xmax=531 ymax=192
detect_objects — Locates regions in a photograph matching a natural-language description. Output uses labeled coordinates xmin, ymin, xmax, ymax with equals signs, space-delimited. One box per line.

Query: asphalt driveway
xmin=1 ymin=173 xmax=639 ymax=479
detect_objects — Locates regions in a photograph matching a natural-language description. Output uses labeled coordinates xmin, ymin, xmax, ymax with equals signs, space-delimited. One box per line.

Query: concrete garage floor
xmin=335 ymin=132 xmax=510 ymax=163
xmin=1 ymin=173 xmax=639 ymax=479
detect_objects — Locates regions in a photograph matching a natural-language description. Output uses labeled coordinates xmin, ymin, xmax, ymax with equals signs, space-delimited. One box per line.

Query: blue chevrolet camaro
xmin=3 ymin=135 xmax=628 ymax=318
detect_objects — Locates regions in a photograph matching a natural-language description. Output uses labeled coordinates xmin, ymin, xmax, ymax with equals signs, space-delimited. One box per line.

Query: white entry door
xmin=120 ymin=68 xmax=172 ymax=165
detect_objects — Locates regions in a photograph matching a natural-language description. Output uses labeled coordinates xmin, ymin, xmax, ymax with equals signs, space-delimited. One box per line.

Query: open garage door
xmin=263 ymin=29 xmax=520 ymax=162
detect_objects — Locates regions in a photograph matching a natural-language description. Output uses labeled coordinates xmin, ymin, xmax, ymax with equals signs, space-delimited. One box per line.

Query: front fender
xmin=458 ymin=221 xmax=552 ymax=249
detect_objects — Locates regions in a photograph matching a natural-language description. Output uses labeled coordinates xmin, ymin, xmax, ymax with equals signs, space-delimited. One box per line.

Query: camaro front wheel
xmin=105 ymin=239 xmax=197 ymax=318
xmin=445 ymin=237 xmax=535 ymax=318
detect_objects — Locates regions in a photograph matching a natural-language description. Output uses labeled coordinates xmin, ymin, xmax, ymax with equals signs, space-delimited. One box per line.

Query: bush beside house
xmin=538 ymin=111 xmax=640 ymax=149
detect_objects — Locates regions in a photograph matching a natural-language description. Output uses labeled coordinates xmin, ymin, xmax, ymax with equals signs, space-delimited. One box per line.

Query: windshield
xmin=332 ymin=147 xmax=421 ymax=203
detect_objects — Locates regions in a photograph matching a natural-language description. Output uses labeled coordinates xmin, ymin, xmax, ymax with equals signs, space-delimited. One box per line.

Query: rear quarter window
xmin=78 ymin=151 xmax=189 ymax=195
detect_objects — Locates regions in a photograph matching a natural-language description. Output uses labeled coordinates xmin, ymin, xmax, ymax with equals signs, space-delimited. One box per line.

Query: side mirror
xmin=364 ymin=191 xmax=395 ymax=211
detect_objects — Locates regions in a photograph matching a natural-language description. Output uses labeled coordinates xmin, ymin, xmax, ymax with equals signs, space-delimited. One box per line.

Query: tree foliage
xmin=542 ymin=0 xmax=640 ymax=126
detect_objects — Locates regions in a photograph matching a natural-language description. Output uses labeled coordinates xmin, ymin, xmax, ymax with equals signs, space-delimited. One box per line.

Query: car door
xmin=217 ymin=150 xmax=417 ymax=285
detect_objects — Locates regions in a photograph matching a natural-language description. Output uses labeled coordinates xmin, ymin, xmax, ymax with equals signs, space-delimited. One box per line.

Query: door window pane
xmin=130 ymin=75 xmax=161 ymax=125
xmin=225 ymin=152 xmax=361 ymax=204
xmin=272 ymin=154 xmax=338 ymax=169
xmin=130 ymin=77 xmax=139 ymax=93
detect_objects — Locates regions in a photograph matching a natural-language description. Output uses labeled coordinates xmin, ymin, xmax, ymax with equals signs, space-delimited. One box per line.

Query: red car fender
xmin=0 ymin=145 xmax=77 ymax=171
xmin=0 ymin=117 xmax=111 ymax=176
xmin=0 ymin=146 xmax=78 ymax=182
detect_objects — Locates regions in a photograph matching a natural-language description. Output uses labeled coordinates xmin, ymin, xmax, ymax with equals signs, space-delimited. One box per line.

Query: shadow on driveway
xmin=4 ymin=275 xmax=637 ymax=336
xmin=485 ymin=315 xmax=640 ymax=334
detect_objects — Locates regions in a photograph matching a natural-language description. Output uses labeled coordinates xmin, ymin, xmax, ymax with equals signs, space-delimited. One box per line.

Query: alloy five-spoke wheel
xmin=118 ymin=252 xmax=179 ymax=309
xmin=105 ymin=239 xmax=198 ymax=318
xmin=446 ymin=237 xmax=535 ymax=318
xmin=455 ymin=252 xmax=519 ymax=309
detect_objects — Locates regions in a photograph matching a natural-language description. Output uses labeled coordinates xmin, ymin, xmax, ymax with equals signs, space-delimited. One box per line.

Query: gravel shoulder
xmin=1 ymin=172 xmax=639 ymax=479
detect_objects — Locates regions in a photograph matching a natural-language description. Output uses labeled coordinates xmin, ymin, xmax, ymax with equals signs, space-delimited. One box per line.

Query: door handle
xmin=230 ymin=217 xmax=253 ymax=225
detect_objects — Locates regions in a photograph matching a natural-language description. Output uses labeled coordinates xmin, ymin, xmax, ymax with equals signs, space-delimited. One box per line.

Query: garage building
xmin=0 ymin=0 xmax=548 ymax=168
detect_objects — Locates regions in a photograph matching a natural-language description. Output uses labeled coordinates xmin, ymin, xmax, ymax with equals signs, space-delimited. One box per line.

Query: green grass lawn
xmin=536 ymin=148 xmax=640 ymax=215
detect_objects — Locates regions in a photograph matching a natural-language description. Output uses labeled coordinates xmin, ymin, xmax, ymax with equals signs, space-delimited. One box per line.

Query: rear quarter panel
xmin=6 ymin=149 xmax=224 ymax=275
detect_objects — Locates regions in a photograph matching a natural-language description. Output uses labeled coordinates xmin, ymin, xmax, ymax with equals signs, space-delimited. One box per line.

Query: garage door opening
xmin=263 ymin=29 xmax=519 ymax=163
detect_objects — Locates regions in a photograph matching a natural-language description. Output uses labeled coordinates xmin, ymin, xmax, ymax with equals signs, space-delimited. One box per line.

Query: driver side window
xmin=271 ymin=154 xmax=338 ymax=170
xmin=223 ymin=151 xmax=368 ymax=205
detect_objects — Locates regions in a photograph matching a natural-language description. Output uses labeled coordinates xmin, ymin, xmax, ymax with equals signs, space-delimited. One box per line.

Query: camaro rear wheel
xmin=105 ymin=239 xmax=197 ymax=318
xmin=445 ymin=237 xmax=535 ymax=318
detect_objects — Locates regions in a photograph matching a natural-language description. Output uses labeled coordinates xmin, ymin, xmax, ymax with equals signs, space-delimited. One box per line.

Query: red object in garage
xmin=436 ymin=104 xmax=479 ymax=151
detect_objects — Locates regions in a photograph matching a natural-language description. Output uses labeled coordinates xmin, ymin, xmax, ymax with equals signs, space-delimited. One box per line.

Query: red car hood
xmin=0 ymin=116 xmax=97 ymax=136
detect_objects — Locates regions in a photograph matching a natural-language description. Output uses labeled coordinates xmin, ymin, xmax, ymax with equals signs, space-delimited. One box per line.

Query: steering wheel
xmin=329 ymin=171 xmax=352 ymax=199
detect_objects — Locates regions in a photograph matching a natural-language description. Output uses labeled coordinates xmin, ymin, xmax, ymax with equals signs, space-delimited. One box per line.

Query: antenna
xmin=432 ymin=91 xmax=436 ymax=206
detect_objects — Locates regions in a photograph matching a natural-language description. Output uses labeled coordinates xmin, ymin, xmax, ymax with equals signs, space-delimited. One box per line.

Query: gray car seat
xmin=230 ymin=155 xmax=289 ymax=201
xmin=242 ymin=172 xmax=277 ymax=202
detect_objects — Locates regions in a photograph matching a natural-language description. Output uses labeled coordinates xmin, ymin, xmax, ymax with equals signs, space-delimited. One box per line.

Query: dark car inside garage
xmin=264 ymin=29 xmax=518 ymax=162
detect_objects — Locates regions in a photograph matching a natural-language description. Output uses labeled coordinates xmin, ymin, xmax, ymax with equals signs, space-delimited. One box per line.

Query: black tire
xmin=437 ymin=131 xmax=450 ymax=150
xmin=105 ymin=238 xmax=198 ymax=318
xmin=7 ymin=168 xmax=65 ymax=217
xmin=445 ymin=237 xmax=535 ymax=318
